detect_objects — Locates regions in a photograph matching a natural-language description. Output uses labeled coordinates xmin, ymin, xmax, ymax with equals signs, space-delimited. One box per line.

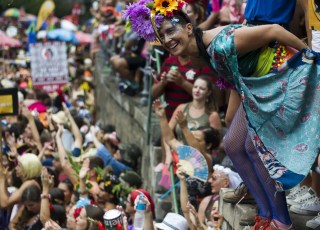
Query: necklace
xmin=26 ymin=214 xmax=40 ymax=230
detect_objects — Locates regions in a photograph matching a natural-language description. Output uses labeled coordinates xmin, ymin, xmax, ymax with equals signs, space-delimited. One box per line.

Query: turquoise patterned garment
xmin=207 ymin=25 xmax=320 ymax=190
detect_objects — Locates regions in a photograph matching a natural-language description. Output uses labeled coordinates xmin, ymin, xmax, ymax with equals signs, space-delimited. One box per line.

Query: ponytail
xmin=193 ymin=27 xmax=214 ymax=69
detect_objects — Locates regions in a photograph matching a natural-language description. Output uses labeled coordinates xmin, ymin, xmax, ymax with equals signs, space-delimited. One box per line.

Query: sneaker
xmin=223 ymin=182 xmax=256 ymax=204
xmin=265 ymin=220 xmax=294 ymax=230
xmin=251 ymin=216 xmax=271 ymax=230
xmin=287 ymin=188 xmax=317 ymax=206
xmin=289 ymin=197 xmax=320 ymax=215
xmin=286 ymin=185 xmax=309 ymax=205
xmin=306 ymin=213 xmax=320 ymax=229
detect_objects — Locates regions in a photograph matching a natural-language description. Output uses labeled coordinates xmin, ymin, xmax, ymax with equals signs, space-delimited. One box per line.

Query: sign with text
xmin=0 ymin=88 xmax=18 ymax=116
xmin=30 ymin=42 xmax=68 ymax=92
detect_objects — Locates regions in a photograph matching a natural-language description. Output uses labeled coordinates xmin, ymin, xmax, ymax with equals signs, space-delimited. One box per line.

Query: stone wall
xmin=94 ymin=51 xmax=161 ymax=194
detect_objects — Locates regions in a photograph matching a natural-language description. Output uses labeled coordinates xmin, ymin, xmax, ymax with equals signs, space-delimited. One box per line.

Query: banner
xmin=36 ymin=0 xmax=55 ymax=31
xmin=309 ymin=0 xmax=320 ymax=30
xmin=30 ymin=42 xmax=68 ymax=92
xmin=0 ymin=88 xmax=18 ymax=116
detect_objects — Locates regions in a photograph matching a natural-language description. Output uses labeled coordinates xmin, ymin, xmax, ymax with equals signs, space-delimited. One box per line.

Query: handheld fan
xmin=177 ymin=145 xmax=209 ymax=182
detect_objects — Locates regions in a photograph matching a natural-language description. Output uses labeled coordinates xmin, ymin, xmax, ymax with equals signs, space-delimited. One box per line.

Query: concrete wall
xmin=94 ymin=52 xmax=162 ymax=195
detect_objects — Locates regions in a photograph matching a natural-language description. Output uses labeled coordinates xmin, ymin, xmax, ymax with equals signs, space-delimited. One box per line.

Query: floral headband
xmin=123 ymin=0 xmax=186 ymax=41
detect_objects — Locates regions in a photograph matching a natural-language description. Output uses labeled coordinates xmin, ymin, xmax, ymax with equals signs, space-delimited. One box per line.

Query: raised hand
xmin=152 ymin=99 xmax=165 ymax=118
xmin=90 ymin=126 xmax=97 ymax=137
xmin=176 ymin=163 xmax=187 ymax=181
xmin=187 ymin=202 xmax=204 ymax=230
xmin=41 ymin=167 xmax=54 ymax=189
xmin=79 ymin=158 xmax=90 ymax=180
xmin=175 ymin=110 xmax=188 ymax=129
xmin=116 ymin=206 xmax=128 ymax=230
xmin=160 ymin=72 xmax=168 ymax=85
xmin=134 ymin=191 xmax=151 ymax=213
xmin=44 ymin=219 xmax=62 ymax=230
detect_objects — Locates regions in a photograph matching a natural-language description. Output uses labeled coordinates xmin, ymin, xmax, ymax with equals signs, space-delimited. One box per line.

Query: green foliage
xmin=146 ymin=2 xmax=154 ymax=10
xmin=68 ymin=155 xmax=81 ymax=175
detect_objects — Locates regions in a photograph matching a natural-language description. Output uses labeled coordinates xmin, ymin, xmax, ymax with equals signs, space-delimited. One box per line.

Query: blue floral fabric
xmin=207 ymin=25 xmax=320 ymax=190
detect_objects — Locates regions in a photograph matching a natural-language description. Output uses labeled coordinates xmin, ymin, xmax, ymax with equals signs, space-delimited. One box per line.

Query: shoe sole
xmin=290 ymin=206 xmax=320 ymax=215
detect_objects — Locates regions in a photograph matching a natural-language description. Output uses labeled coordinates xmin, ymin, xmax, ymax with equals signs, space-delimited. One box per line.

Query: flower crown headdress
xmin=122 ymin=0 xmax=186 ymax=41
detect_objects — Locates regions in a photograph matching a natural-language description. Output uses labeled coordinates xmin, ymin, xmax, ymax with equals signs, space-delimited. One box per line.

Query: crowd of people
xmin=1 ymin=0 xmax=320 ymax=229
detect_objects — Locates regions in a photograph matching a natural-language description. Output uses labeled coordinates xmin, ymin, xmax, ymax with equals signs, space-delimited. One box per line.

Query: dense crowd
xmin=0 ymin=0 xmax=320 ymax=229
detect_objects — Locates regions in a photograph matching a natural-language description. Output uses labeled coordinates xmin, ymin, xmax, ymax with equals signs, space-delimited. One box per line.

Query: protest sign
xmin=30 ymin=42 xmax=68 ymax=92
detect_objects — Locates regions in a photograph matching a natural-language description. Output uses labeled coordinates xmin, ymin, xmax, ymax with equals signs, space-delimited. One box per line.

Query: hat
xmin=155 ymin=213 xmax=188 ymax=230
xmin=52 ymin=111 xmax=69 ymax=125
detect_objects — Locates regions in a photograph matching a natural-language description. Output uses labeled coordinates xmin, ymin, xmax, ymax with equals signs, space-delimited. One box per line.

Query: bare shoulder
xmin=202 ymin=26 xmax=228 ymax=47
xmin=199 ymin=195 xmax=213 ymax=208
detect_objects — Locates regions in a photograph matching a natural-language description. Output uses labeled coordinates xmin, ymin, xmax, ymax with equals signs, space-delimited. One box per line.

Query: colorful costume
xmin=207 ymin=24 xmax=320 ymax=190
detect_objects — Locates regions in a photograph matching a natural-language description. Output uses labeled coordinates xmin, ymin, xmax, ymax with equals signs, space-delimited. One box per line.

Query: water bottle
xmin=133 ymin=194 xmax=146 ymax=230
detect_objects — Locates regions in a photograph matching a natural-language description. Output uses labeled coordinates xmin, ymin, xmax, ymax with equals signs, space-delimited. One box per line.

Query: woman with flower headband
xmin=124 ymin=0 xmax=320 ymax=229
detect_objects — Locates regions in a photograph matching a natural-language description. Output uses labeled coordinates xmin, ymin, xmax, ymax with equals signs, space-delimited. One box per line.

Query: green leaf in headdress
xmin=146 ymin=2 xmax=154 ymax=10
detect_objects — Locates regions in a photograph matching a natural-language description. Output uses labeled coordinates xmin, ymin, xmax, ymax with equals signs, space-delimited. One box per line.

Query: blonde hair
xmin=18 ymin=153 xmax=42 ymax=180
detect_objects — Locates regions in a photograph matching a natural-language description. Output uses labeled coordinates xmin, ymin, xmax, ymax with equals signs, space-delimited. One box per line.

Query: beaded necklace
xmin=270 ymin=45 xmax=287 ymax=72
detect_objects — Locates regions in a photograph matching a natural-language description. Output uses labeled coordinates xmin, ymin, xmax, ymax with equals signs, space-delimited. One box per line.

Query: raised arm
xmin=40 ymin=167 xmax=52 ymax=225
xmin=175 ymin=111 xmax=212 ymax=169
xmin=176 ymin=165 xmax=195 ymax=230
xmin=79 ymin=158 xmax=90 ymax=198
xmin=153 ymin=99 xmax=182 ymax=151
xmin=233 ymin=24 xmax=308 ymax=55
xmin=55 ymin=125 xmax=78 ymax=184
xmin=21 ymin=106 xmax=42 ymax=152
xmin=62 ymin=103 xmax=83 ymax=150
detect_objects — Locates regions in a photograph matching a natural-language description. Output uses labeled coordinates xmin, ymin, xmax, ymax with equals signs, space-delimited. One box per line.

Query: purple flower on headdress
xmin=138 ymin=0 xmax=153 ymax=5
xmin=123 ymin=2 xmax=164 ymax=41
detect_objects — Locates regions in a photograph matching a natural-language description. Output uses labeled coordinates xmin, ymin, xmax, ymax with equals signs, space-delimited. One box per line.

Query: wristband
xmin=41 ymin=194 xmax=51 ymax=200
